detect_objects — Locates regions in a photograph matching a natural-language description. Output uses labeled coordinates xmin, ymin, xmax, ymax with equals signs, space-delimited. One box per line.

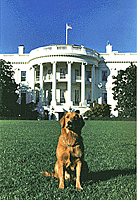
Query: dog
xmin=40 ymin=112 xmax=86 ymax=190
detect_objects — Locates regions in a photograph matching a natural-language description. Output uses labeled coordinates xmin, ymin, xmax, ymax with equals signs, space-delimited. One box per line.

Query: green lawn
xmin=1 ymin=120 xmax=136 ymax=199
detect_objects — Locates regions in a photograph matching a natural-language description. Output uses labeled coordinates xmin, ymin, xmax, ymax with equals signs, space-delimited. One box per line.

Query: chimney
xmin=18 ymin=45 xmax=25 ymax=54
xmin=106 ymin=43 xmax=112 ymax=54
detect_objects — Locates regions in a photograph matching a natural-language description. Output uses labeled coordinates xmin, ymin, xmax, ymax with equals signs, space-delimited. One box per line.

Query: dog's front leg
xmin=76 ymin=160 xmax=83 ymax=190
xmin=58 ymin=161 xmax=64 ymax=190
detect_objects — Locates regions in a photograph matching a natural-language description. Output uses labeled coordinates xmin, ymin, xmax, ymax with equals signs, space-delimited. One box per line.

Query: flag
xmin=67 ymin=24 xmax=72 ymax=30
xmin=66 ymin=24 xmax=72 ymax=44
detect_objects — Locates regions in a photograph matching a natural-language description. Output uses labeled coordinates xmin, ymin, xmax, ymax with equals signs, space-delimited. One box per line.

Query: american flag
xmin=66 ymin=24 xmax=72 ymax=30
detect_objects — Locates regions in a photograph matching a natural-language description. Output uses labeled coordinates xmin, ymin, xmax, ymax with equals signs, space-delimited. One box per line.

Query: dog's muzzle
xmin=66 ymin=121 xmax=73 ymax=129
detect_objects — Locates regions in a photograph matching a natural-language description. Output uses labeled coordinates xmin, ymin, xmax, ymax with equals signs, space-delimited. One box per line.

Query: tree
xmin=112 ymin=63 xmax=136 ymax=117
xmin=0 ymin=59 xmax=19 ymax=117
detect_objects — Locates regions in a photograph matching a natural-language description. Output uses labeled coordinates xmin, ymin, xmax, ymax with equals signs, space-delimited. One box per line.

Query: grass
xmin=1 ymin=120 xmax=136 ymax=199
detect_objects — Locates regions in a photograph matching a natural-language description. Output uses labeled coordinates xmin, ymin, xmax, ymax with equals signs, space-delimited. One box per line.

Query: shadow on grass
xmin=83 ymin=168 xmax=136 ymax=183
xmin=81 ymin=161 xmax=136 ymax=183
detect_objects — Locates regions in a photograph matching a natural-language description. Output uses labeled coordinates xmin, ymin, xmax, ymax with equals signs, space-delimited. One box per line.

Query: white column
xmin=51 ymin=61 xmax=56 ymax=106
xmin=92 ymin=65 xmax=95 ymax=102
xmin=39 ymin=63 xmax=43 ymax=104
xmin=67 ymin=61 xmax=73 ymax=106
xmin=31 ymin=66 xmax=35 ymax=90
xmin=31 ymin=66 xmax=35 ymax=103
xmin=80 ymin=62 xmax=86 ymax=106
xmin=16 ymin=68 xmax=19 ymax=83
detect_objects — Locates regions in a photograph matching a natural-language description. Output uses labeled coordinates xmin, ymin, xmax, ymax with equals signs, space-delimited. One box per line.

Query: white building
xmin=0 ymin=44 xmax=136 ymax=119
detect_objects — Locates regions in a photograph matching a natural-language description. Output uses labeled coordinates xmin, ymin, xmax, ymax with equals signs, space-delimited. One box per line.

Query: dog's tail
xmin=40 ymin=171 xmax=58 ymax=178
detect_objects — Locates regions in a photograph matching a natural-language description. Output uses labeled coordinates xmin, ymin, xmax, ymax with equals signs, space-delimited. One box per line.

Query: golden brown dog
xmin=40 ymin=112 xmax=85 ymax=190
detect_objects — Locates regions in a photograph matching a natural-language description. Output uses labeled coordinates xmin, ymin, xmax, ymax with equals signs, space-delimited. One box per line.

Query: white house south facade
xmin=0 ymin=44 xmax=136 ymax=119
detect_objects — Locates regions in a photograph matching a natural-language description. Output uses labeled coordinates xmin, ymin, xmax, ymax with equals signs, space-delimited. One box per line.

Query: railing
xmin=75 ymin=75 xmax=81 ymax=80
xmin=36 ymin=77 xmax=40 ymax=81
xmin=29 ymin=45 xmax=100 ymax=61
xmin=43 ymin=74 xmax=52 ymax=81
xmin=47 ymin=74 xmax=52 ymax=80
xmin=60 ymin=73 xmax=66 ymax=79
xmin=57 ymin=46 xmax=67 ymax=50
xmin=36 ymin=75 xmax=92 ymax=82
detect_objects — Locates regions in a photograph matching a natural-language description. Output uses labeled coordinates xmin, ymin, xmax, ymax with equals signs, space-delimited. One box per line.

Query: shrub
xmin=84 ymin=104 xmax=111 ymax=119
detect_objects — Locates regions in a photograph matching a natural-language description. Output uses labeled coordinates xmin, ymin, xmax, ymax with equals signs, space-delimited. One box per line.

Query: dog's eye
xmin=66 ymin=115 xmax=69 ymax=118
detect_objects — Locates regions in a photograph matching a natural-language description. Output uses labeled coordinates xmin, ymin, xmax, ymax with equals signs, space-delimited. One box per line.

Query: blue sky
xmin=0 ymin=0 xmax=136 ymax=54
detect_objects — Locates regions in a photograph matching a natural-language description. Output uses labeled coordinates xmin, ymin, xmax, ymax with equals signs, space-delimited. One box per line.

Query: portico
xmin=35 ymin=61 xmax=96 ymax=109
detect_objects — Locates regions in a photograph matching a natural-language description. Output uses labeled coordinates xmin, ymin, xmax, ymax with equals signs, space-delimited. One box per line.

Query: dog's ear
xmin=60 ymin=115 xmax=65 ymax=128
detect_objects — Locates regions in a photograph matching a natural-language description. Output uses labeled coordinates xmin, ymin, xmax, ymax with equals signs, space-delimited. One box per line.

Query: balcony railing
xmin=75 ymin=75 xmax=81 ymax=80
xmin=36 ymin=74 xmax=92 ymax=82
xmin=36 ymin=77 xmax=40 ymax=81
xmin=29 ymin=44 xmax=100 ymax=61
xmin=43 ymin=74 xmax=52 ymax=81
xmin=60 ymin=73 xmax=66 ymax=79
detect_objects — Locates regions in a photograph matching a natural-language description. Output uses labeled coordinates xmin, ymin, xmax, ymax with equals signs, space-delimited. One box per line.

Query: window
xmin=102 ymin=93 xmax=107 ymax=104
xmin=75 ymin=90 xmax=79 ymax=104
xmin=60 ymin=89 xmax=65 ymax=103
xmin=60 ymin=68 xmax=66 ymax=79
xmin=86 ymin=91 xmax=91 ymax=100
xmin=48 ymin=69 xmax=52 ymax=79
xmin=102 ymin=70 xmax=107 ymax=81
xmin=75 ymin=70 xmax=80 ymax=80
xmin=21 ymin=71 xmax=26 ymax=81
xmin=36 ymin=71 xmax=40 ymax=81
xmin=86 ymin=71 xmax=91 ymax=82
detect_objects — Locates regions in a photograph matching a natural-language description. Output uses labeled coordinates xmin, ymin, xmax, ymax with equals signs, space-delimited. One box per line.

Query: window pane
xmin=75 ymin=90 xmax=79 ymax=104
xmin=75 ymin=70 xmax=80 ymax=80
xmin=60 ymin=89 xmax=65 ymax=103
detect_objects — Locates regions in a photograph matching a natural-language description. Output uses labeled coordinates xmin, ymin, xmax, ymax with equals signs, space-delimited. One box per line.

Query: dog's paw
xmin=58 ymin=186 xmax=64 ymax=190
xmin=58 ymin=183 xmax=64 ymax=190
xmin=76 ymin=186 xmax=83 ymax=190
xmin=76 ymin=184 xmax=83 ymax=190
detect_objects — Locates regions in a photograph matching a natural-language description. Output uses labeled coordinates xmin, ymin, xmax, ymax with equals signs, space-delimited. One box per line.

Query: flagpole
xmin=66 ymin=23 xmax=72 ymax=44
xmin=66 ymin=23 xmax=68 ymax=45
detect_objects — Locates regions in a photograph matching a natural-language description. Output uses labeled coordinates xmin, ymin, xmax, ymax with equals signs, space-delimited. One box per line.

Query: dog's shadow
xmin=81 ymin=161 xmax=135 ymax=184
